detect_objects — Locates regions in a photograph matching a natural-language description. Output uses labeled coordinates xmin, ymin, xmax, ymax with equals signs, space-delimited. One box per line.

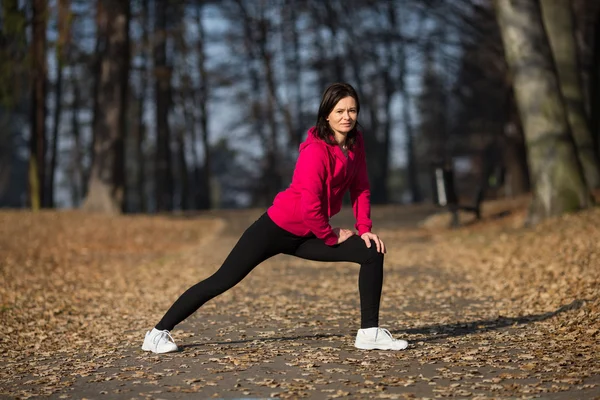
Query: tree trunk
xmin=310 ymin=2 xmax=338 ymax=92
xmin=29 ymin=0 xmax=48 ymax=211
xmin=47 ymin=49 xmax=61 ymax=208
xmin=48 ymin=0 xmax=71 ymax=208
xmin=374 ymin=1 xmax=398 ymax=205
xmin=591 ymin=9 xmax=600 ymax=159
xmin=175 ymin=127 xmax=189 ymax=210
xmin=270 ymin=4 xmax=295 ymax=157
xmin=400 ymin=47 xmax=418 ymax=205
xmin=89 ymin=1 xmax=107 ymax=188
xmin=323 ymin=2 xmax=344 ymax=83
xmin=404 ymin=8 xmax=428 ymax=204
xmin=133 ymin=0 xmax=149 ymax=213
xmin=314 ymin=27 xmax=330 ymax=96
xmin=70 ymin=70 xmax=83 ymax=206
xmin=570 ymin=0 xmax=600 ymax=117
xmin=283 ymin=0 xmax=304 ymax=149
xmin=154 ymin=0 xmax=174 ymax=212
xmin=399 ymin=48 xmax=422 ymax=203
xmin=259 ymin=19 xmax=282 ymax=205
xmin=81 ymin=0 xmax=130 ymax=214
xmin=379 ymin=77 xmax=392 ymax=204
xmin=367 ymin=96 xmax=383 ymax=204
xmin=541 ymin=0 xmax=600 ymax=189
xmin=501 ymin=87 xmax=530 ymax=196
xmin=182 ymin=89 xmax=201 ymax=209
xmin=196 ymin=5 xmax=211 ymax=209
xmin=495 ymin=0 xmax=592 ymax=224
xmin=234 ymin=0 xmax=279 ymax=206
xmin=135 ymin=98 xmax=147 ymax=213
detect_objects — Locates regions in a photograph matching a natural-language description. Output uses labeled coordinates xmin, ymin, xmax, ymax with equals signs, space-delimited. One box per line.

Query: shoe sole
xmin=141 ymin=342 xmax=178 ymax=353
xmin=354 ymin=342 xmax=408 ymax=350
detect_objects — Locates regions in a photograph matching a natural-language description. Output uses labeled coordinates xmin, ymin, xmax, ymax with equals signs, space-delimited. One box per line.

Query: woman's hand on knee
xmin=360 ymin=232 xmax=386 ymax=254
xmin=333 ymin=227 xmax=355 ymax=244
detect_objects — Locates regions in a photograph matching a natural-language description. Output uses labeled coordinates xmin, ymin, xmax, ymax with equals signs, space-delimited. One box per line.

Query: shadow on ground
xmin=179 ymin=299 xmax=585 ymax=349
xmin=397 ymin=298 xmax=586 ymax=342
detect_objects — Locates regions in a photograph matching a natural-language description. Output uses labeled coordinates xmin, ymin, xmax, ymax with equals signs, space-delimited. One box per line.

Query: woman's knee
xmin=363 ymin=239 xmax=384 ymax=265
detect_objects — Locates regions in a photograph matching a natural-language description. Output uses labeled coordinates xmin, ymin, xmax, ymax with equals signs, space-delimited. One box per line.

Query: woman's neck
xmin=334 ymin=132 xmax=347 ymax=147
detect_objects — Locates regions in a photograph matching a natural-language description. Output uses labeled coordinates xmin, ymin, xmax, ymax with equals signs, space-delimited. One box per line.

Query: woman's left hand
xmin=360 ymin=232 xmax=386 ymax=254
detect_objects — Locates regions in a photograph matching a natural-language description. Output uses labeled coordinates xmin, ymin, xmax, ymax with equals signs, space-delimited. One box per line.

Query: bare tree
xmin=373 ymin=1 xmax=400 ymax=204
xmin=47 ymin=0 xmax=72 ymax=207
xmin=89 ymin=0 xmax=107 ymax=180
xmin=417 ymin=42 xmax=448 ymax=168
xmin=0 ymin=0 xmax=29 ymax=207
xmin=173 ymin=45 xmax=200 ymax=211
xmin=29 ymin=0 xmax=48 ymax=210
xmin=501 ymin=89 xmax=531 ymax=197
xmin=195 ymin=4 xmax=211 ymax=209
xmin=132 ymin=0 xmax=150 ymax=213
xmin=575 ymin=0 xmax=600 ymax=156
xmin=449 ymin=1 xmax=530 ymax=198
xmin=81 ymin=0 xmax=130 ymax=213
xmin=171 ymin=5 xmax=190 ymax=211
xmin=154 ymin=0 xmax=174 ymax=212
xmin=68 ymin=67 xmax=84 ymax=206
xmin=398 ymin=8 xmax=422 ymax=203
xmin=235 ymin=0 xmax=284 ymax=205
xmin=541 ymin=0 xmax=600 ymax=189
xmin=257 ymin=15 xmax=283 ymax=204
xmin=282 ymin=0 xmax=305 ymax=149
xmin=495 ymin=0 xmax=592 ymax=224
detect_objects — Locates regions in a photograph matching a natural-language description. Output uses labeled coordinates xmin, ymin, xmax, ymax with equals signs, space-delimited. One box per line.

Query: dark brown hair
xmin=315 ymin=82 xmax=361 ymax=149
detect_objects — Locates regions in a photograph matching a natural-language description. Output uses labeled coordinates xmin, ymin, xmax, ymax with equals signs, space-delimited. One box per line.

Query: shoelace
xmin=376 ymin=328 xmax=395 ymax=341
xmin=153 ymin=329 xmax=175 ymax=345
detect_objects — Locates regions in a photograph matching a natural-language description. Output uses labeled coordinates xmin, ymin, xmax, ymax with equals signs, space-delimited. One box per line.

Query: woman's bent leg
xmin=155 ymin=214 xmax=287 ymax=331
xmin=292 ymin=235 xmax=383 ymax=329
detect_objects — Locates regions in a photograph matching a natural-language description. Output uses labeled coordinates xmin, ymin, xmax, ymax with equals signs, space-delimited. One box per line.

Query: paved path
xmin=4 ymin=205 xmax=599 ymax=399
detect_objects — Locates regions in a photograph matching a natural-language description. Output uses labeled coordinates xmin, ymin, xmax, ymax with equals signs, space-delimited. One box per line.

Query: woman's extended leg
xmin=155 ymin=213 xmax=292 ymax=332
xmin=292 ymin=235 xmax=383 ymax=329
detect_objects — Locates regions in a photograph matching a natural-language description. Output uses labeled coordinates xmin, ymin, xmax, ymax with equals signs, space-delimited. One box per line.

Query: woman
xmin=142 ymin=83 xmax=408 ymax=353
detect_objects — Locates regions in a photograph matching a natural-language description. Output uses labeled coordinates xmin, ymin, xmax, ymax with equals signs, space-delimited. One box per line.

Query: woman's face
xmin=326 ymin=96 xmax=357 ymax=137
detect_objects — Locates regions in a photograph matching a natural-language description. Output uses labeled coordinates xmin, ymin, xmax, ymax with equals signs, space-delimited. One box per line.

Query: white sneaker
xmin=142 ymin=328 xmax=179 ymax=354
xmin=354 ymin=327 xmax=408 ymax=350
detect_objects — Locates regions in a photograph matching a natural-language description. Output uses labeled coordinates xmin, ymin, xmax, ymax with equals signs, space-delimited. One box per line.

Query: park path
xmin=2 ymin=204 xmax=599 ymax=399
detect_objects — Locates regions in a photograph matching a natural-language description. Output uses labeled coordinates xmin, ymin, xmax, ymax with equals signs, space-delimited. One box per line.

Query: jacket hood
xmin=299 ymin=126 xmax=331 ymax=152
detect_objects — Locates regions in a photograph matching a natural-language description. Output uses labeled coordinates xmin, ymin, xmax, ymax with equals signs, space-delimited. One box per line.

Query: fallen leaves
xmin=1 ymin=202 xmax=599 ymax=398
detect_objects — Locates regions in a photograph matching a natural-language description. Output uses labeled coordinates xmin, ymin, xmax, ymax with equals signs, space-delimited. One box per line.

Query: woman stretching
xmin=142 ymin=82 xmax=408 ymax=353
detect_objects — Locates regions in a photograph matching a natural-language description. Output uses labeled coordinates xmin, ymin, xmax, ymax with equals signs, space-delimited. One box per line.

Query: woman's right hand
xmin=333 ymin=227 xmax=355 ymax=244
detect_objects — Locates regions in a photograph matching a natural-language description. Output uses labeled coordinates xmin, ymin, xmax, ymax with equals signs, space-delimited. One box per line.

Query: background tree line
xmin=1 ymin=0 xmax=599 ymax=224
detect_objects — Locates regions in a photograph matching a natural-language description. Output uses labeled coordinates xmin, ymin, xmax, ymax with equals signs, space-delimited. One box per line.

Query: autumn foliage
xmin=1 ymin=202 xmax=599 ymax=398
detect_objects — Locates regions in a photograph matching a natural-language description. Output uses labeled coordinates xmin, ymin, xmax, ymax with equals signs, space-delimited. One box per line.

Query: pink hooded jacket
xmin=267 ymin=127 xmax=372 ymax=246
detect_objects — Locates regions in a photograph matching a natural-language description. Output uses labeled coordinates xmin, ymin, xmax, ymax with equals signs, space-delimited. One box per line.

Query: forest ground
xmin=1 ymin=197 xmax=599 ymax=399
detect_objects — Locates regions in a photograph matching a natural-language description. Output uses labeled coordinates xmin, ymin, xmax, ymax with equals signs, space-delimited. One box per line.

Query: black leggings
xmin=155 ymin=213 xmax=384 ymax=331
